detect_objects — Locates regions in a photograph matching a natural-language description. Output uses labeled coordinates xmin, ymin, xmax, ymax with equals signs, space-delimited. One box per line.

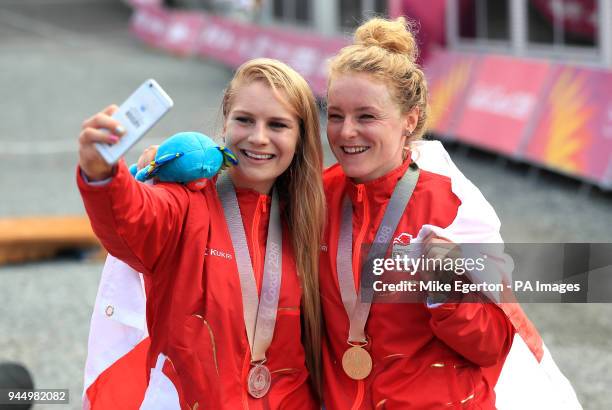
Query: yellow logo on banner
xmin=543 ymin=69 xmax=594 ymax=174
xmin=428 ymin=60 xmax=471 ymax=131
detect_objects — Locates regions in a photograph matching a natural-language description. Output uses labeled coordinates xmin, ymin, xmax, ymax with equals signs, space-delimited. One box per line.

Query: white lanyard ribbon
xmin=217 ymin=173 xmax=282 ymax=363
xmin=337 ymin=164 xmax=420 ymax=344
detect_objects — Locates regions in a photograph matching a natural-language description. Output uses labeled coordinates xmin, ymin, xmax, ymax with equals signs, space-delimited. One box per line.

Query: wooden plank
xmin=0 ymin=216 xmax=103 ymax=265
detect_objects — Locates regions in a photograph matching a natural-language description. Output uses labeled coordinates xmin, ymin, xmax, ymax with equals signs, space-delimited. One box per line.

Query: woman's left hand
xmin=137 ymin=145 xmax=159 ymax=171
xmin=419 ymin=233 xmax=464 ymax=303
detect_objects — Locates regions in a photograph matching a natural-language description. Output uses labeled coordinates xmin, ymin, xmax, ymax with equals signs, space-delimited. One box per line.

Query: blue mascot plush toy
xmin=129 ymin=131 xmax=237 ymax=188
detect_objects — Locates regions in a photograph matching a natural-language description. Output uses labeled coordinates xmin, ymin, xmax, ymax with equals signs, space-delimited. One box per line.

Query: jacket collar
xmin=235 ymin=186 xmax=271 ymax=212
xmin=346 ymin=155 xmax=412 ymax=206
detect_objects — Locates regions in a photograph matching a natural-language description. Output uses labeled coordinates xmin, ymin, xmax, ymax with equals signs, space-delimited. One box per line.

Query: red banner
xmin=454 ymin=56 xmax=553 ymax=156
xmin=130 ymin=6 xmax=171 ymax=49
xmin=129 ymin=6 xmax=348 ymax=95
xmin=525 ymin=67 xmax=612 ymax=185
xmin=425 ymin=50 xmax=612 ymax=188
xmin=426 ymin=49 xmax=480 ymax=139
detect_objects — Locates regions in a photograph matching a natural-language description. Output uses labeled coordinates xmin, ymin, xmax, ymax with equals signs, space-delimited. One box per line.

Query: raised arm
xmin=77 ymin=105 xmax=191 ymax=274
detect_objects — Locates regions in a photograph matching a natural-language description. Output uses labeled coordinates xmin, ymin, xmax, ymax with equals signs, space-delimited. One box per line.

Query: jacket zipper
xmin=251 ymin=195 xmax=264 ymax=293
xmin=352 ymin=184 xmax=370 ymax=292
xmin=243 ymin=196 xmax=266 ymax=410
xmin=352 ymin=380 xmax=365 ymax=410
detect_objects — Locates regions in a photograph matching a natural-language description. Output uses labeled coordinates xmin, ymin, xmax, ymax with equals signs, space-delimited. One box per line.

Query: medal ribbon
xmin=337 ymin=164 xmax=420 ymax=344
xmin=217 ymin=173 xmax=282 ymax=363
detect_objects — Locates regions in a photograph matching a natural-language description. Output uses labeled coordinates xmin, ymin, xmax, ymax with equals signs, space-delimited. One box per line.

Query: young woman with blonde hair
xmin=319 ymin=17 xmax=515 ymax=409
xmin=77 ymin=58 xmax=324 ymax=409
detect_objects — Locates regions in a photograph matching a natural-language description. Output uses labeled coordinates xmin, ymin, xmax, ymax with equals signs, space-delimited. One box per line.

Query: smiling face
xmin=327 ymin=73 xmax=418 ymax=183
xmin=224 ymin=80 xmax=300 ymax=194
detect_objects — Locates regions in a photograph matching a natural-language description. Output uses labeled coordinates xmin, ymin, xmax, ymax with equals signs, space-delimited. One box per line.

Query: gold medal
xmin=336 ymin=169 xmax=419 ymax=383
xmin=342 ymin=346 xmax=372 ymax=380
xmin=247 ymin=364 xmax=271 ymax=398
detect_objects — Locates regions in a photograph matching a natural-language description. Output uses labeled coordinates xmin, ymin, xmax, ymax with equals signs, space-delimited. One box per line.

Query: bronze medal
xmin=342 ymin=346 xmax=372 ymax=380
xmin=247 ymin=364 xmax=272 ymax=398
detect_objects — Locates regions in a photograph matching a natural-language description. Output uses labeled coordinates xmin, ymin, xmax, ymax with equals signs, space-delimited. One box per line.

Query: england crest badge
xmin=392 ymin=233 xmax=413 ymax=260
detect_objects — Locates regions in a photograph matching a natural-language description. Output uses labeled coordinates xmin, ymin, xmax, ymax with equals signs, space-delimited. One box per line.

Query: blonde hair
xmin=329 ymin=17 xmax=429 ymax=141
xmin=221 ymin=58 xmax=324 ymax=400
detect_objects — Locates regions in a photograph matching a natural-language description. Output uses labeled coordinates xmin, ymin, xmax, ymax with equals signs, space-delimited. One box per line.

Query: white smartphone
xmin=95 ymin=79 xmax=174 ymax=165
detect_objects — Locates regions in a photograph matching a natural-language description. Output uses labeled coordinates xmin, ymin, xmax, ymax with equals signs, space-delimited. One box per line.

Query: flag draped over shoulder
xmin=410 ymin=141 xmax=582 ymax=410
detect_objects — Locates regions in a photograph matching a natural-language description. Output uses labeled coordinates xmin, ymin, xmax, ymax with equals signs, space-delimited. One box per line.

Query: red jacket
xmin=320 ymin=159 xmax=515 ymax=409
xmin=77 ymin=162 xmax=317 ymax=410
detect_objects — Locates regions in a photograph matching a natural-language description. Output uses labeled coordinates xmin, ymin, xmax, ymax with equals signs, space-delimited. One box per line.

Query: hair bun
xmin=354 ymin=17 xmax=418 ymax=62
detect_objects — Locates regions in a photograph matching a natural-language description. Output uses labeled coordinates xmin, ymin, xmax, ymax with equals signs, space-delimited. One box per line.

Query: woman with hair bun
xmin=319 ymin=17 xmax=515 ymax=409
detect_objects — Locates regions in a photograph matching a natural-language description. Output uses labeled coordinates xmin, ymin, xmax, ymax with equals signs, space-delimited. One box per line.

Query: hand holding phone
xmin=95 ymin=79 xmax=173 ymax=165
xmin=79 ymin=104 xmax=123 ymax=181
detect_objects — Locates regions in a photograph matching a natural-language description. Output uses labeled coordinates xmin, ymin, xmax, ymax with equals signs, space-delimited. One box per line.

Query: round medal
xmin=342 ymin=346 xmax=372 ymax=380
xmin=247 ymin=364 xmax=272 ymax=398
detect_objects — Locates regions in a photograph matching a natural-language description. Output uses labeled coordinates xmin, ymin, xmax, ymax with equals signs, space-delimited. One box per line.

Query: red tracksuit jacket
xmin=319 ymin=159 xmax=515 ymax=409
xmin=77 ymin=162 xmax=317 ymax=410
